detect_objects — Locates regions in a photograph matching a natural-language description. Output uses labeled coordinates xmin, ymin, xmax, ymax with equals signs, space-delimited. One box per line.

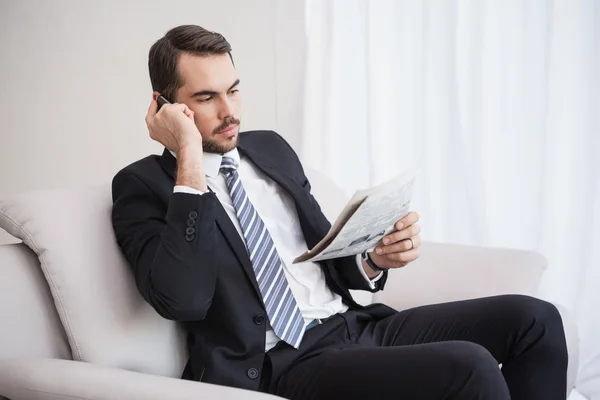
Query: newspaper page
xmin=293 ymin=167 xmax=417 ymax=264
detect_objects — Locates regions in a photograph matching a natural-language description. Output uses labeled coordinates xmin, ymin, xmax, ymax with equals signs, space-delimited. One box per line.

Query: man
xmin=111 ymin=25 xmax=568 ymax=399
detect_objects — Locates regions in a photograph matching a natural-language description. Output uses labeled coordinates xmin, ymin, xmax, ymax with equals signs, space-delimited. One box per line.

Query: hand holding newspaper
xmin=293 ymin=167 xmax=417 ymax=264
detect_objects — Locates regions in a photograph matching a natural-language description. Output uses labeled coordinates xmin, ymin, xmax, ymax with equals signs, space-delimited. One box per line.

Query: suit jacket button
xmin=247 ymin=368 xmax=259 ymax=379
xmin=185 ymin=234 xmax=195 ymax=242
xmin=189 ymin=211 xmax=198 ymax=219
xmin=185 ymin=227 xmax=195 ymax=235
xmin=187 ymin=219 xmax=195 ymax=227
xmin=254 ymin=315 xmax=265 ymax=325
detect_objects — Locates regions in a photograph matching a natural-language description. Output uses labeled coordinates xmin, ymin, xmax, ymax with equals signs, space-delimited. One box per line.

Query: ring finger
xmin=377 ymin=235 xmax=422 ymax=255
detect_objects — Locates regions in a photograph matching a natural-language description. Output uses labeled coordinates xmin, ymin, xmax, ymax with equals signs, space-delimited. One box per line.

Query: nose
xmin=217 ymin=96 xmax=235 ymax=120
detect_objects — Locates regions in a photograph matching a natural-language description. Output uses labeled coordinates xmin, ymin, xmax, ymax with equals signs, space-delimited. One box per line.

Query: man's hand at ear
xmin=146 ymin=93 xmax=208 ymax=192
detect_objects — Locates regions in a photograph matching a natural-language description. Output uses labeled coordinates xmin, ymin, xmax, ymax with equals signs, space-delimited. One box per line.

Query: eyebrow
xmin=190 ymin=79 xmax=240 ymax=98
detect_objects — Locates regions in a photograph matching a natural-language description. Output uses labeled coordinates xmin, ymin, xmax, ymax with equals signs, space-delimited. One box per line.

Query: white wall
xmin=0 ymin=0 xmax=306 ymax=244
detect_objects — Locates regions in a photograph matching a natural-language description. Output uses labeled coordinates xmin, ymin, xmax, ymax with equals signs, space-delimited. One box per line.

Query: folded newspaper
xmin=293 ymin=167 xmax=417 ymax=264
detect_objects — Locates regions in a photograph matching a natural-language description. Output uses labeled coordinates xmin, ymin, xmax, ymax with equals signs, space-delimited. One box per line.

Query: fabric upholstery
xmin=0 ymin=244 xmax=71 ymax=360
xmin=0 ymin=185 xmax=186 ymax=377
xmin=0 ymin=168 xmax=579 ymax=397
xmin=0 ymin=359 xmax=282 ymax=400
xmin=373 ymin=241 xmax=547 ymax=310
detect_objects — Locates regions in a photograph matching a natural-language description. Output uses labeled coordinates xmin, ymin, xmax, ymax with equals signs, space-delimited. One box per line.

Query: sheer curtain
xmin=302 ymin=0 xmax=599 ymax=397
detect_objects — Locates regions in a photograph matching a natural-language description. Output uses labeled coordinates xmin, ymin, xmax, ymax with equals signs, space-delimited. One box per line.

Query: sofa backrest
xmin=0 ymin=184 xmax=187 ymax=377
xmin=0 ymin=243 xmax=71 ymax=361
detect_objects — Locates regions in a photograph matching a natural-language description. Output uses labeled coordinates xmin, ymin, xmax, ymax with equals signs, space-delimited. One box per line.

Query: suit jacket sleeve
xmin=111 ymin=170 xmax=220 ymax=321
xmin=271 ymin=133 xmax=388 ymax=293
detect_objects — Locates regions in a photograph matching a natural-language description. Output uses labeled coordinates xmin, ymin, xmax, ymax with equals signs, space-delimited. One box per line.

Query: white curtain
xmin=302 ymin=0 xmax=599 ymax=397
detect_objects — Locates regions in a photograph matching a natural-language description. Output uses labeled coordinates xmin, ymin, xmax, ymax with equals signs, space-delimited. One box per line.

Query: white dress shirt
xmin=172 ymin=148 xmax=381 ymax=351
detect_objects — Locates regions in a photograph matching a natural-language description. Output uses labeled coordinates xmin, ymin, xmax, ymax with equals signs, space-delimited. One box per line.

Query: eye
xmin=229 ymin=89 xmax=239 ymax=95
xmin=198 ymin=97 xmax=212 ymax=103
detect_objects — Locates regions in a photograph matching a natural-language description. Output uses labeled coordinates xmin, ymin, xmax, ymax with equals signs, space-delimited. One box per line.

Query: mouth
xmin=217 ymin=125 xmax=238 ymax=137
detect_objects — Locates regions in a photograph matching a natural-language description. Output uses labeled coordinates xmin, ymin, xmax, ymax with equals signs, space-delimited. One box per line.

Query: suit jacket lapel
xmin=159 ymin=149 xmax=262 ymax=299
xmin=236 ymin=143 xmax=324 ymax=247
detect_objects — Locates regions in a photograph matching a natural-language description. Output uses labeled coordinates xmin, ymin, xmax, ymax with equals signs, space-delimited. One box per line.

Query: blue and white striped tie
xmin=220 ymin=157 xmax=306 ymax=348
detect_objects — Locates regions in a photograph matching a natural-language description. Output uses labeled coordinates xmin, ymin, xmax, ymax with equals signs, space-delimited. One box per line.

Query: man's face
xmin=175 ymin=53 xmax=241 ymax=154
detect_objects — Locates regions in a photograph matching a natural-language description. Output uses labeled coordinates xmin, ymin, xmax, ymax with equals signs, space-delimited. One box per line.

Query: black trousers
xmin=261 ymin=295 xmax=568 ymax=400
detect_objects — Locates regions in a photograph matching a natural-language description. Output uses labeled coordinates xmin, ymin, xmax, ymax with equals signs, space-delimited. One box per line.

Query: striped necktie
xmin=220 ymin=156 xmax=306 ymax=348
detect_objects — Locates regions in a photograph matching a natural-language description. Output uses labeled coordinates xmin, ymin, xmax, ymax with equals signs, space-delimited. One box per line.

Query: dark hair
xmin=148 ymin=25 xmax=232 ymax=102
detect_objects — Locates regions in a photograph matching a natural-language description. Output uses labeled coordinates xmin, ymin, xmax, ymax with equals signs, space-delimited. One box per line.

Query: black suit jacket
xmin=111 ymin=130 xmax=393 ymax=391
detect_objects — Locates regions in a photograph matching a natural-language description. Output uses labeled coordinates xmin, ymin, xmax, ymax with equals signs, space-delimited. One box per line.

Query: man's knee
xmin=501 ymin=295 xmax=561 ymax=325
xmin=445 ymin=341 xmax=509 ymax=398
xmin=504 ymin=295 xmax=568 ymax=361
xmin=499 ymin=295 xmax=566 ymax=344
xmin=449 ymin=341 xmax=499 ymax=375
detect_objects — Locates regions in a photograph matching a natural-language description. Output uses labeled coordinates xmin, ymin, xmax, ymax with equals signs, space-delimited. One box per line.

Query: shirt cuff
xmin=173 ymin=185 xmax=208 ymax=195
xmin=355 ymin=254 xmax=383 ymax=289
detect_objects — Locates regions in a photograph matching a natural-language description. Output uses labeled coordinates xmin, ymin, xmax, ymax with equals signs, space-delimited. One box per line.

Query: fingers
xmin=170 ymin=103 xmax=187 ymax=112
xmin=382 ymin=223 xmax=420 ymax=245
xmin=168 ymin=103 xmax=195 ymax=117
xmin=147 ymin=93 xmax=192 ymax=120
xmin=409 ymin=235 xmax=422 ymax=249
xmin=146 ymin=98 xmax=158 ymax=125
xmin=377 ymin=235 xmax=421 ymax=255
xmin=396 ymin=211 xmax=419 ymax=230
xmin=387 ymin=247 xmax=420 ymax=265
xmin=368 ymin=211 xmax=422 ymax=269
xmin=182 ymin=105 xmax=195 ymax=120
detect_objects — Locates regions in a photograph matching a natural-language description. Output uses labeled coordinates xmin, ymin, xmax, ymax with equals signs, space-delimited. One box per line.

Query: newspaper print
xmin=293 ymin=168 xmax=417 ymax=263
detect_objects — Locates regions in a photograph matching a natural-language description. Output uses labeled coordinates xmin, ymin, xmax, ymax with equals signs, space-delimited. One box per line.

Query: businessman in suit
xmin=111 ymin=25 xmax=568 ymax=399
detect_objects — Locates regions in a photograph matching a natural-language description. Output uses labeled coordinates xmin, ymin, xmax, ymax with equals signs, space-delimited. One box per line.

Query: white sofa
xmin=0 ymin=168 xmax=579 ymax=399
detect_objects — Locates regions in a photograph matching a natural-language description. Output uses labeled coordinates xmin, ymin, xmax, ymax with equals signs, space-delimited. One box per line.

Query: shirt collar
xmin=169 ymin=147 xmax=240 ymax=179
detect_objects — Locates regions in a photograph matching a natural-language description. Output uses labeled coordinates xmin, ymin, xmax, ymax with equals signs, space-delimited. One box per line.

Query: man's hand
xmin=365 ymin=212 xmax=421 ymax=273
xmin=145 ymin=93 xmax=201 ymax=153
xmin=145 ymin=93 xmax=207 ymax=191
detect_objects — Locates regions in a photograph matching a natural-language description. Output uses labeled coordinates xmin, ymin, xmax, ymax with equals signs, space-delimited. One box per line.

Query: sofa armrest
xmin=0 ymin=359 xmax=282 ymax=400
xmin=554 ymin=304 xmax=579 ymax=396
xmin=373 ymin=242 xmax=547 ymax=310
